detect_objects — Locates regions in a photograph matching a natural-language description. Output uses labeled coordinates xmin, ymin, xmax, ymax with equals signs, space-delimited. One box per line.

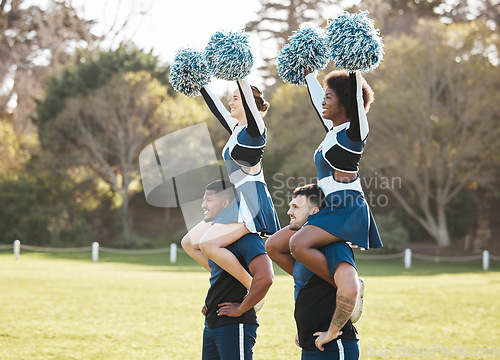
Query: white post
xmin=14 ymin=240 xmax=20 ymax=260
xmin=92 ymin=242 xmax=99 ymax=262
xmin=404 ymin=248 xmax=412 ymax=269
xmin=483 ymin=250 xmax=490 ymax=271
xmin=170 ymin=243 xmax=177 ymax=264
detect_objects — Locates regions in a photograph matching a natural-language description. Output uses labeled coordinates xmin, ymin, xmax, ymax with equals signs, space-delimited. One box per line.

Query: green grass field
xmin=1 ymin=250 xmax=499 ymax=359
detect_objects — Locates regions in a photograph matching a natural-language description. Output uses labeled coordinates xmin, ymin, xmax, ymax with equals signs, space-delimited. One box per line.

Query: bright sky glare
xmin=71 ymin=0 xmax=264 ymax=89
xmin=32 ymin=0 xmax=355 ymax=91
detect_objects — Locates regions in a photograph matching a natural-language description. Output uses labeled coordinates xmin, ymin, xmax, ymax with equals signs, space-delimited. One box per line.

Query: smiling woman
xmin=180 ymin=74 xmax=280 ymax=289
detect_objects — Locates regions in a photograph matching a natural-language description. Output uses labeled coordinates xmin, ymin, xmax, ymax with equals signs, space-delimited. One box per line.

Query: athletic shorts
xmin=301 ymin=339 xmax=360 ymax=360
xmin=202 ymin=323 xmax=258 ymax=360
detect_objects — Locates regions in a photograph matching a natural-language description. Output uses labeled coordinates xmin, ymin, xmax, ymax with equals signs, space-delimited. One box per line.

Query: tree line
xmin=1 ymin=0 xmax=499 ymax=252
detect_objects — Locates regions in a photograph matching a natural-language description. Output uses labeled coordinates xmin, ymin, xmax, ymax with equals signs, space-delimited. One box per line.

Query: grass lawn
xmin=0 ymin=250 xmax=499 ymax=359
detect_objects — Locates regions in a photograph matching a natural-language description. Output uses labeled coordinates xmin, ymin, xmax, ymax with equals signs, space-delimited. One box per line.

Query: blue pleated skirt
xmin=212 ymin=181 xmax=281 ymax=236
xmin=305 ymin=190 xmax=382 ymax=249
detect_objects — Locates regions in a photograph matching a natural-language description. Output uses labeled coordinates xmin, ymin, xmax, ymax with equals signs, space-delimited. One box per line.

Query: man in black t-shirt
xmin=200 ymin=180 xmax=274 ymax=360
xmin=267 ymin=184 xmax=361 ymax=359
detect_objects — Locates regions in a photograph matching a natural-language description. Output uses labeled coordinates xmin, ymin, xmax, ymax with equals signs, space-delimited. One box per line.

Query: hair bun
xmin=259 ymin=101 xmax=270 ymax=113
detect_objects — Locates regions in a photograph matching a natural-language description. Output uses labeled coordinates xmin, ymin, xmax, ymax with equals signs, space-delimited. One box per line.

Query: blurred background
xmin=1 ymin=0 xmax=499 ymax=256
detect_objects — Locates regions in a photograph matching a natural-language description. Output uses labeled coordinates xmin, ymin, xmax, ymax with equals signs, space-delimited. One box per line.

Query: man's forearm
xmin=238 ymin=276 xmax=272 ymax=313
xmin=313 ymin=263 xmax=358 ymax=350
xmin=328 ymin=294 xmax=356 ymax=333
xmin=239 ymin=254 xmax=274 ymax=313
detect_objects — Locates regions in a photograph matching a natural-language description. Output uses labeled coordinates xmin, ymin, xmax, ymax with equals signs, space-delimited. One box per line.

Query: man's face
xmin=201 ymin=190 xmax=230 ymax=222
xmin=287 ymin=195 xmax=319 ymax=230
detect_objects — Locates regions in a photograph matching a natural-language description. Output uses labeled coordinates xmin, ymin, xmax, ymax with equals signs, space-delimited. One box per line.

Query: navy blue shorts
xmin=203 ymin=323 xmax=258 ymax=360
xmin=301 ymin=339 xmax=360 ymax=360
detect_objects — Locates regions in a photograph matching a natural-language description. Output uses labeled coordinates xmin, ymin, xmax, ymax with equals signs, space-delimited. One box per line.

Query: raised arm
xmin=346 ymin=71 xmax=369 ymax=142
xmin=305 ymin=72 xmax=333 ymax=132
xmin=200 ymin=86 xmax=238 ymax=134
xmin=237 ymin=79 xmax=265 ymax=137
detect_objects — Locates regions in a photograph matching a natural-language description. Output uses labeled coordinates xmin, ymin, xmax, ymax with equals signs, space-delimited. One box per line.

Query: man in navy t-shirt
xmin=200 ymin=180 xmax=274 ymax=360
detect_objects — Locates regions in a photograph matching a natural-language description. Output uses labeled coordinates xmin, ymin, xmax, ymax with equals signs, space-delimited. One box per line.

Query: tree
xmin=35 ymin=44 xmax=171 ymax=147
xmin=0 ymin=117 xmax=33 ymax=176
xmin=0 ymin=0 xmax=96 ymax=134
xmin=357 ymin=0 xmax=500 ymax=35
xmin=245 ymin=0 xmax=346 ymax=84
xmin=436 ymin=0 xmax=500 ymax=28
xmin=358 ymin=0 xmax=442 ymax=34
xmin=363 ymin=19 xmax=500 ymax=247
xmin=0 ymin=170 xmax=107 ymax=246
xmin=35 ymin=47 xmax=211 ymax=245
xmin=43 ymin=71 xmax=169 ymax=243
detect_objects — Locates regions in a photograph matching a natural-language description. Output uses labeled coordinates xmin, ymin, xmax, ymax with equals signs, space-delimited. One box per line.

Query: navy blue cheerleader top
xmin=305 ymin=72 xmax=368 ymax=196
xmin=199 ymin=80 xmax=280 ymax=236
xmin=200 ymin=79 xmax=266 ymax=177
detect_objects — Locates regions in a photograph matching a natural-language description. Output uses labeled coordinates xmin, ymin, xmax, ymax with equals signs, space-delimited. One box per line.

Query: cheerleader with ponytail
xmin=170 ymin=31 xmax=280 ymax=300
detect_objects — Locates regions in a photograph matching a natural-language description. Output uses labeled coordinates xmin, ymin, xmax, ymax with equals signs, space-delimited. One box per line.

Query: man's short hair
xmin=293 ymin=184 xmax=325 ymax=209
xmin=205 ymin=180 xmax=236 ymax=201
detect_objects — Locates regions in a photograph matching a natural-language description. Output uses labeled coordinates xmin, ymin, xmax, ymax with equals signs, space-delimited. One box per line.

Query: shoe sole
xmin=254 ymin=297 xmax=265 ymax=312
xmin=351 ymin=278 xmax=364 ymax=323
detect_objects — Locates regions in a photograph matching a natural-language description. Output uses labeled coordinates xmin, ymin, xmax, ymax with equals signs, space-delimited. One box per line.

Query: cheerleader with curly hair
xmin=266 ymin=68 xmax=382 ymax=287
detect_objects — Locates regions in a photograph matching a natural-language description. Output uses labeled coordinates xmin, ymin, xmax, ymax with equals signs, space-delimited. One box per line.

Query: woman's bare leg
xmin=265 ymin=226 xmax=297 ymax=275
xmin=199 ymin=223 xmax=252 ymax=289
xmin=289 ymin=225 xmax=344 ymax=287
xmin=180 ymin=220 xmax=212 ymax=271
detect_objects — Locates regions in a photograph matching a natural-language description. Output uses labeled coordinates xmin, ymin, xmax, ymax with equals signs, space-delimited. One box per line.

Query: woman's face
xmin=322 ymin=87 xmax=344 ymax=120
xmin=228 ymin=89 xmax=244 ymax=120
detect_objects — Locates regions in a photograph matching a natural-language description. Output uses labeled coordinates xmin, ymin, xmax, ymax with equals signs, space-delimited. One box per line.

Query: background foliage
xmin=1 ymin=0 xmax=499 ymax=253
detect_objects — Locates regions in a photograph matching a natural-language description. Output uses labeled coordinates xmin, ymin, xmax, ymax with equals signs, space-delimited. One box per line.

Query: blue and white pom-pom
xmin=325 ymin=11 xmax=384 ymax=72
xmin=277 ymin=25 xmax=330 ymax=86
xmin=169 ymin=48 xmax=211 ymax=97
xmin=204 ymin=30 xmax=253 ymax=81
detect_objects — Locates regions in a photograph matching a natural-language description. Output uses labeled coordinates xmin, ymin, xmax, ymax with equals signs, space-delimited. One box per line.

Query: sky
xmin=32 ymin=0 xmax=355 ymax=91
xmin=69 ymin=0 xmax=265 ymax=89
xmin=80 ymin=0 xmax=262 ymax=62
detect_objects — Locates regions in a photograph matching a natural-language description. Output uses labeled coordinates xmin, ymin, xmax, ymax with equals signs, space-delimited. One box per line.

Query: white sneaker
xmin=351 ymin=278 xmax=364 ymax=323
xmin=254 ymin=297 xmax=265 ymax=312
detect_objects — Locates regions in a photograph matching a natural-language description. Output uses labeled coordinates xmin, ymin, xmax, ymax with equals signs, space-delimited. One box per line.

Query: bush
xmin=0 ymin=174 xmax=100 ymax=246
xmin=375 ymin=211 xmax=410 ymax=252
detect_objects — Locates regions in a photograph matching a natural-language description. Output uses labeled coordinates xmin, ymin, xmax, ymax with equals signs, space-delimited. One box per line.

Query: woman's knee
xmin=198 ymin=238 xmax=217 ymax=257
xmin=289 ymin=233 xmax=306 ymax=256
xmin=181 ymin=234 xmax=191 ymax=250
xmin=265 ymin=235 xmax=279 ymax=253
xmin=265 ymin=233 xmax=288 ymax=256
xmin=181 ymin=233 xmax=201 ymax=251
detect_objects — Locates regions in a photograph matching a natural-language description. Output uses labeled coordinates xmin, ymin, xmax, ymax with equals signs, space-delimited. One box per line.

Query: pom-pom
xmin=169 ymin=48 xmax=211 ymax=97
xmin=325 ymin=11 xmax=384 ymax=72
xmin=204 ymin=30 xmax=253 ymax=81
xmin=277 ymin=25 xmax=330 ymax=86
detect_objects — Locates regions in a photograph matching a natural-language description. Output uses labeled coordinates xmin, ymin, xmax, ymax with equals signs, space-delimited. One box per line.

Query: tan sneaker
xmin=351 ymin=278 xmax=364 ymax=323
xmin=254 ymin=297 xmax=265 ymax=312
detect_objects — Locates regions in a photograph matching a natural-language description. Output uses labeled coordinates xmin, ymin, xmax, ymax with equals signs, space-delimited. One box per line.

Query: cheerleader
xmin=266 ymin=68 xmax=382 ymax=286
xmin=181 ymin=79 xmax=280 ymax=291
